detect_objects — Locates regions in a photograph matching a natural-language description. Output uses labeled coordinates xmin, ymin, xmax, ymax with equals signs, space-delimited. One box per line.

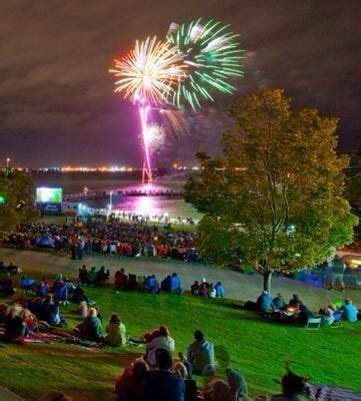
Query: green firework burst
xmin=167 ymin=18 xmax=245 ymax=110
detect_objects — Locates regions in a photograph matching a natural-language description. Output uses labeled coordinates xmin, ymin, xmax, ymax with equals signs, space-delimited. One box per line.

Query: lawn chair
xmin=20 ymin=277 xmax=36 ymax=296
xmin=306 ymin=316 xmax=321 ymax=330
xmin=330 ymin=311 xmax=343 ymax=328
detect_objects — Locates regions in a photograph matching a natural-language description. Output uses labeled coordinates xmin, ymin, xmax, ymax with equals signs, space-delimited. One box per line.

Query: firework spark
xmin=109 ymin=36 xmax=187 ymax=106
xmin=167 ymin=19 xmax=245 ymax=110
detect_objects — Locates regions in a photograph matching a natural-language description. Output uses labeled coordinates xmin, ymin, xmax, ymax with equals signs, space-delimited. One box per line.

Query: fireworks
xmin=109 ymin=36 xmax=187 ymax=106
xmin=167 ymin=19 xmax=244 ymax=110
xmin=109 ymin=36 xmax=188 ymax=182
xmin=109 ymin=20 xmax=244 ymax=182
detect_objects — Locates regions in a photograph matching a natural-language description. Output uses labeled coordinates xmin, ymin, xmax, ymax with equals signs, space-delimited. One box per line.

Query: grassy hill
xmin=0 ymin=287 xmax=360 ymax=400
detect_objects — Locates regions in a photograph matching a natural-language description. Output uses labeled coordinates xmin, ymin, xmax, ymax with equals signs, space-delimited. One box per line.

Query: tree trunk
xmin=263 ymin=271 xmax=272 ymax=294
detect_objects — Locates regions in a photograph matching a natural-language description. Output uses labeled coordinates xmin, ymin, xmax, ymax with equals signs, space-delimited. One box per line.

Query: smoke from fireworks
xmin=143 ymin=123 xmax=165 ymax=151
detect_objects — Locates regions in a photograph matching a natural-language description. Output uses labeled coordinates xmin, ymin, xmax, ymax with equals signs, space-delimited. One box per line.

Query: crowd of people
xmin=5 ymin=219 xmax=200 ymax=262
xmin=243 ymin=290 xmax=360 ymax=325
xmin=37 ymin=357 xmax=311 ymax=401
xmin=190 ymin=279 xmax=224 ymax=299
xmin=0 ymin=259 xmax=360 ymax=401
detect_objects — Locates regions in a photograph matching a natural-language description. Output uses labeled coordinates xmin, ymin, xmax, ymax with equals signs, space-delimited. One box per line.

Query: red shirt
xmin=115 ymin=367 xmax=145 ymax=401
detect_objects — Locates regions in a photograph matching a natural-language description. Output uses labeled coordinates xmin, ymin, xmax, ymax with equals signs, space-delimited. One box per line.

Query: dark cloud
xmin=0 ymin=0 xmax=360 ymax=166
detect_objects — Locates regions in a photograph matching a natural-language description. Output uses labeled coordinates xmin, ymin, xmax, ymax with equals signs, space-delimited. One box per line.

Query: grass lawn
xmin=0 ymin=285 xmax=360 ymax=400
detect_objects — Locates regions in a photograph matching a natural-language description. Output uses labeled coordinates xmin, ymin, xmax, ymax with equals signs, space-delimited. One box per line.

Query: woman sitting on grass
xmin=105 ymin=313 xmax=126 ymax=346
xmin=76 ymin=307 xmax=104 ymax=342
xmin=146 ymin=325 xmax=175 ymax=367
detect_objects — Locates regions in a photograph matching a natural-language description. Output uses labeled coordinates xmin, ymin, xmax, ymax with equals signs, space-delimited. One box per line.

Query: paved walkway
xmin=0 ymin=387 xmax=24 ymax=401
xmin=1 ymin=248 xmax=360 ymax=310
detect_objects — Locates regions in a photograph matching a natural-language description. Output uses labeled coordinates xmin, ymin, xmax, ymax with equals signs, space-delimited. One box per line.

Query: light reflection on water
xmin=113 ymin=196 xmax=201 ymax=219
xmin=84 ymin=183 xmax=202 ymax=220
xmin=111 ymin=183 xmax=202 ymax=219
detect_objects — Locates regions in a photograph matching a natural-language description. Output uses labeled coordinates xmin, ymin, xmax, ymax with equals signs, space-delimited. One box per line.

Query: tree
xmin=0 ymin=169 xmax=39 ymax=235
xmin=185 ymin=89 xmax=358 ymax=293
xmin=344 ymin=149 xmax=361 ymax=240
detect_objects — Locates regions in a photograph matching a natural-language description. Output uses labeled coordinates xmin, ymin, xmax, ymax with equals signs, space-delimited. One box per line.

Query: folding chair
xmin=306 ymin=316 xmax=321 ymax=330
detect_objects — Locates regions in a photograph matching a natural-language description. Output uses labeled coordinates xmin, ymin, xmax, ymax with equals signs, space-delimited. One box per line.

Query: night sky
xmin=0 ymin=1 xmax=360 ymax=167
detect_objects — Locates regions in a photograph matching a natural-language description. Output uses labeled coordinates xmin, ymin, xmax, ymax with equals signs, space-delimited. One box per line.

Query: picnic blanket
xmin=0 ymin=329 xmax=100 ymax=349
xmin=308 ymin=383 xmax=361 ymax=401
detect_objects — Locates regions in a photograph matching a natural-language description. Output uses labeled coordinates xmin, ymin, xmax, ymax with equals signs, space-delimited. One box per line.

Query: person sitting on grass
xmin=114 ymin=268 xmax=128 ymax=290
xmin=198 ymin=283 xmax=208 ymax=298
xmin=226 ymin=368 xmax=248 ymax=401
xmin=161 ymin=273 xmax=182 ymax=294
xmin=173 ymin=361 xmax=198 ymax=401
xmin=208 ymin=284 xmax=216 ymax=299
xmin=269 ymin=364 xmax=308 ymax=401
xmin=144 ymin=349 xmax=185 ymax=401
xmin=146 ymin=325 xmax=175 ymax=367
xmin=257 ymin=290 xmax=272 ymax=312
xmin=41 ymin=294 xmax=56 ymax=322
xmin=203 ymin=379 xmax=232 ymax=401
xmin=272 ymin=293 xmax=285 ymax=311
xmin=65 ymin=276 xmax=76 ymax=298
xmin=191 ymin=281 xmax=200 ymax=296
xmin=0 ymin=272 xmax=15 ymax=297
xmin=53 ymin=276 xmax=68 ymax=305
xmin=78 ymin=265 xmax=89 ymax=285
xmin=96 ymin=266 xmax=109 ymax=285
xmin=50 ymin=303 xmax=67 ymax=327
xmin=187 ymin=330 xmax=215 ymax=376
xmin=143 ymin=275 xmax=160 ymax=295
xmin=3 ymin=306 xmax=26 ymax=342
xmin=105 ymin=313 xmax=126 ymax=346
xmin=72 ymin=283 xmax=89 ymax=304
xmin=297 ymin=303 xmax=312 ymax=325
xmin=214 ymin=282 xmax=224 ymax=298
xmin=88 ymin=266 xmax=98 ymax=284
xmin=115 ymin=358 xmax=149 ymax=401
xmin=36 ymin=279 xmax=49 ymax=298
xmin=77 ymin=307 xmax=104 ymax=342
xmin=342 ymin=299 xmax=358 ymax=322
xmin=288 ymin=294 xmax=303 ymax=308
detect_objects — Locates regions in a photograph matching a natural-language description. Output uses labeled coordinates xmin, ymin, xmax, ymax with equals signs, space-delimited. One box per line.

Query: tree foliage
xmin=344 ymin=149 xmax=361 ymax=240
xmin=185 ymin=89 xmax=358 ymax=291
xmin=0 ymin=170 xmax=39 ymax=235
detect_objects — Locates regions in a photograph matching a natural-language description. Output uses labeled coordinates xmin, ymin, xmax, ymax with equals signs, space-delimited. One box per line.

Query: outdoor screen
xmin=36 ymin=187 xmax=62 ymax=203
